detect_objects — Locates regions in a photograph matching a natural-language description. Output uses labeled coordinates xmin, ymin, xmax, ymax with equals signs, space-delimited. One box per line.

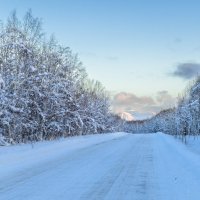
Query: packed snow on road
xmin=1 ymin=132 xmax=200 ymax=200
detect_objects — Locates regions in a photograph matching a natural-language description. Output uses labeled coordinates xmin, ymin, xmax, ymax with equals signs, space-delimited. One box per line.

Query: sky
xmin=0 ymin=0 xmax=200 ymax=119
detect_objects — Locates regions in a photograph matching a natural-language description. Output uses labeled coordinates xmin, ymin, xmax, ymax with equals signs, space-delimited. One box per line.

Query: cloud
xmin=114 ymin=92 xmax=155 ymax=105
xmin=112 ymin=91 xmax=176 ymax=120
xmin=156 ymin=90 xmax=176 ymax=108
xmin=112 ymin=92 xmax=155 ymax=112
xmin=171 ymin=63 xmax=200 ymax=79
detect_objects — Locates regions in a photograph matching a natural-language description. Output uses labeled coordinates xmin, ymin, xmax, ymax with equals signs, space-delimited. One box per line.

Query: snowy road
xmin=1 ymin=133 xmax=200 ymax=200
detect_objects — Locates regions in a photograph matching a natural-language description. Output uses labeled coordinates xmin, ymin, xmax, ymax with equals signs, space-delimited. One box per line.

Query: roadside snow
xmin=1 ymin=132 xmax=200 ymax=200
xmin=178 ymin=135 xmax=200 ymax=155
xmin=0 ymin=132 xmax=127 ymax=180
xmin=153 ymin=133 xmax=200 ymax=200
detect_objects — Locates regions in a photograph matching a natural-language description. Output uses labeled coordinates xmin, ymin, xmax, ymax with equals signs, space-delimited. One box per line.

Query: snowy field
xmin=1 ymin=132 xmax=200 ymax=200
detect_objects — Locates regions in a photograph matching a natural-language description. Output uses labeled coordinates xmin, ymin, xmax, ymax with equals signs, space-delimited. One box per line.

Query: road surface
xmin=1 ymin=133 xmax=200 ymax=200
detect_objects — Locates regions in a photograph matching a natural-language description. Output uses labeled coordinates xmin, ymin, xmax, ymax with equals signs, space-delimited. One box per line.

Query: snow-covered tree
xmin=0 ymin=10 xmax=116 ymax=144
xmin=125 ymin=76 xmax=200 ymax=138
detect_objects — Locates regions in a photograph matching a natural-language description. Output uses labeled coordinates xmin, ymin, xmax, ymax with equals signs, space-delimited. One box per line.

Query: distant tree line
xmin=0 ymin=11 xmax=120 ymax=144
xmin=124 ymin=76 xmax=200 ymax=137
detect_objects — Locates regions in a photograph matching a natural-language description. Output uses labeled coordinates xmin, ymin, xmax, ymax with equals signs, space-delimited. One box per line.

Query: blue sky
xmin=0 ymin=0 xmax=200 ymax=118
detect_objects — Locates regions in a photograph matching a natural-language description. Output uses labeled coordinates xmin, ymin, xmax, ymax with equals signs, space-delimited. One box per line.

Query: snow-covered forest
xmin=125 ymin=76 xmax=200 ymax=137
xmin=0 ymin=10 xmax=199 ymax=146
xmin=0 ymin=11 xmax=121 ymax=144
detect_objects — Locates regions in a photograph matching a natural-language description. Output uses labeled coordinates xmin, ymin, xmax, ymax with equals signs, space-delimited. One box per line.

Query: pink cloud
xmin=112 ymin=91 xmax=176 ymax=120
